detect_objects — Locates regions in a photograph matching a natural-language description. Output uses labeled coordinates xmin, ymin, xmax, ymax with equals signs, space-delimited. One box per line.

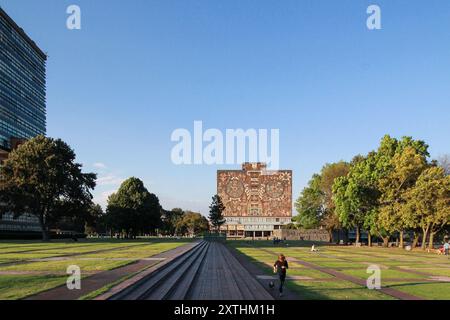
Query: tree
xmin=176 ymin=211 xmax=209 ymax=236
xmin=0 ymin=135 xmax=96 ymax=241
xmin=84 ymin=203 xmax=105 ymax=236
xmin=320 ymin=162 xmax=350 ymax=241
xmin=333 ymin=135 xmax=429 ymax=246
xmin=294 ymin=174 xmax=323 ymax=229
xmin=208 ymin=194 xmax=225 ymax=232
xmin=403 ymin=167 xmax=450 ymax=249
xmin=106 ymin=177 xmax=161 ymax=238
xmin=282 ymin=223 xmax=298 ymax=230
xmin=378 ymin=147 xmax=428 ymax=248
xmin=160 ymin=208 xmax=184 ymax=236
xmin=294 ymin=162 xmax=350 ymax=242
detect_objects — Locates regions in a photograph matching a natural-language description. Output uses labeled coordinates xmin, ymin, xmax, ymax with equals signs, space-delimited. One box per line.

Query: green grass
xmin=287 ymin=279 xmax=397 ymax=300
xmin=0 ymin=239 xmax=190 ymax=300
xmin=340 ymin=269 xmax=425 ymax=280
xmin=0 ymin=259 xmax=132 ymax=272
xmin=0 ymin=275 xmax=67 ymax=300
xmin=228 ymin=240 xmax=450 ymax=300
xmin=383 ymin=281 xmax=450 ymax=300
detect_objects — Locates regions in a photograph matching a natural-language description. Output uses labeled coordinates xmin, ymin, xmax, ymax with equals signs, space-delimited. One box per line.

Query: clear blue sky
xmin=2 ymin=0 xmax=450 ymax=215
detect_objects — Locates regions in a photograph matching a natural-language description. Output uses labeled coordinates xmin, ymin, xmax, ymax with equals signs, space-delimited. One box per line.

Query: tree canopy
xmin=208 ymin=194 xmax=225 ymax=232
xmin=176 ymin=211 xmax=209 ymax=236
xmin=295 ymin=162 xmax=350 ymax=241
xmin=333 ymin=135 xmax=431 ymax=245
xmin=105 ymin=177 xmax=161 ymax=238
xmin=0 ymin=135 xmax=97 ymax=240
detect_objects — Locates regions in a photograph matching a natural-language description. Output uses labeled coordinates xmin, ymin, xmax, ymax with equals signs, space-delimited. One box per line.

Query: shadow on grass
xmin=227 ymin=239 xmax=328 ymax=248
xmin=228 ymin=243 xmax=332 ymax=300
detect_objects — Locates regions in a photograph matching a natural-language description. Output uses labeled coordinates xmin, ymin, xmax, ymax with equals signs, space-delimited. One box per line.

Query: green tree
xmin=294 ymin=174 xmax=323 ymax=229
xmin=403 ymin=167 xmax=450 ymax=249
xmin=294 ymin=162 xmax=350 ymax=242
xmin=333 ymin=135 xmax=429 ymax=246
xmin=0 ymin=135 xmax=96 ymax=241
xmin=176 ymin=211 xmax=209 ymax=236
xmin=320 ymin=162 xmax=350 ymax=241
xmin=160 ymin=208 xmax=184 ymax=236
xmin=208 ymin=194 xmax=225 ymax=232
xmin=106 ymin=177 xmax=161 ymax=238
xmin=84 ymin=203 xmax=105 ymax=236
xmin=378 ymin=147 xmax=427 ymax=247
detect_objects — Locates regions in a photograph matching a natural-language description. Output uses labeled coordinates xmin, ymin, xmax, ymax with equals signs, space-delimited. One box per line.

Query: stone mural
xmin=217 ymin=163 xmax=292 ymax=218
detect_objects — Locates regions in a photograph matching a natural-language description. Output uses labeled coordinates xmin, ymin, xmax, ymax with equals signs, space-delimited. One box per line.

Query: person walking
xmin=444 ymin=241 xmax=450 ymax=258
xmin=273 ymin=254 xmax=289 ymax=297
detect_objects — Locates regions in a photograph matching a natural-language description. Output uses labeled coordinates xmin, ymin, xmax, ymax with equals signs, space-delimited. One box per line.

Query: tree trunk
xmin=327 ymin=229 xmax=333 ymax=243
xmin=428 ymin=232 xmax=435 ymax=250
xmin=355 ymin=226 xmax=360 ymax=244
xmin=368 ymin=233 xmax=372 ymax=247
xmin=38 ymin=214 xmax=50 ymax=242
xmin=399 ymin=231 xmax=404 ymax=249
xmin=412 ymin=232 xmax=419 ymax=249
xmin=382 ymin=237 xmax=389 ymax=247
xmin=421 ymin=227 xmax=429 ymax=250
xmin=41 ymin=228 xmax=49 ymax=241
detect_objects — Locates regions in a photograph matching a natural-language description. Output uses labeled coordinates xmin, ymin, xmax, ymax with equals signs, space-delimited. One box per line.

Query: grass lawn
xmin=383 ymin=281 xmax=450 ymax=300
xmin=0 ymin=239 xmax=190 ymax=300
xmin=287 ymin=279 xmax=397 ymax=300
xmin=228 ymin=240 xmax=450 ymax=300
xmin=0 ymin=275 xmax=67 ymax=300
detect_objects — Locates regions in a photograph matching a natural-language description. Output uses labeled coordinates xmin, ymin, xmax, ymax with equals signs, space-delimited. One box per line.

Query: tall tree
xmin=333 ymin=135 xmax=429 ymax=246
xmin=160 ymin=208 xmax=184 ymax=236
xmin=0 ymin=135 xmax=96 ymax=241
xmin=333 ymin=154 xmax=379 ymax=244
xmin=106 ymin=177 xmax=161 ymax=238
xmin=176 ymin=211 xmax=209 ymax=236
xmin=84 ymin=203 xmax=105 ymax=236
xmin=208 ymin=194 xmax=225 ymax=232
xmin=378 ymin=147 xmax=428 ymax=247
xmin=295 ymin=162 xmax=350 ymax=242
xmin=294 ymin=174 xmax=323 ymax=229
xmin=320 ymin=162 xmax=350 ymax=241
xmin=403 ymin=167 xmax=450 ymax=249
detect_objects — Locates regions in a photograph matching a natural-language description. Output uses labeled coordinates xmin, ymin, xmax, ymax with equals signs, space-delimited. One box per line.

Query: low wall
xmin=273 ymin=229 xmax=330 ymax=242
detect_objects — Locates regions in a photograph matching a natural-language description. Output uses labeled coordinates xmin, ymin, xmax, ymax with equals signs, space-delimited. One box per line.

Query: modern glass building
xmin=0 ymin=7 xmax=46 ymax=237
xmin=0 ymin=7 xmax=47 ymax=152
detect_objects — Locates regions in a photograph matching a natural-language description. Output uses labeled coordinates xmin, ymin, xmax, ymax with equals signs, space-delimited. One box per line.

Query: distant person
xmin=444 ymin=241 xmax=450 ymax=257
xmin=273 ymin=254 xmax=289 ymax=297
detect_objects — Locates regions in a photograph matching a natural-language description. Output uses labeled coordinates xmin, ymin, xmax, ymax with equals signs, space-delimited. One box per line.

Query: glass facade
xmin=0 ymin=7 xmax=46 ymax=150
xmin=0 ymin=8 xmax=45 ymax=235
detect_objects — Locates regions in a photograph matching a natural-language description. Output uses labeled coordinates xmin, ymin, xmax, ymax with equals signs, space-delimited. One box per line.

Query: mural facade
xmin=217 ymin=163 xmax=292 ymax=238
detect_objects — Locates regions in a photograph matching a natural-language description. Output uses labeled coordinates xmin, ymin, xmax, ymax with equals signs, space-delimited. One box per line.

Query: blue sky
xmin=2 ymin=0 xmax=450 ymax=215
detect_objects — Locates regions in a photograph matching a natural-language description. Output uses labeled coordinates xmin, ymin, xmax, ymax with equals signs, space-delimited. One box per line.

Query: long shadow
xmin=227 ymin=241 xmax=333 ymax=300
xmin=385 ymin=281 xmax=449 ymax=288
